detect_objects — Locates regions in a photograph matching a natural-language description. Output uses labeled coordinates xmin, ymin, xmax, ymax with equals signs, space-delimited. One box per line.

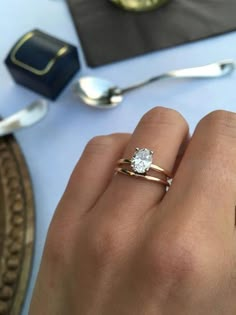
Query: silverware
xmin=0 ymin=99 xmax=48 ymax=137
xmin=73 ymin=60 xmax=235 ymax=109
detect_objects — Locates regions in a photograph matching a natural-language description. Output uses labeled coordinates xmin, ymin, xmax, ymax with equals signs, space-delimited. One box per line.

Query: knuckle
xmin=199 ymin=110 xmax=236 ymax=140
xmin=141 ymin=106 xmax=187 ymax=129
xmin=85 ymin=135 xmax=115 ymax=154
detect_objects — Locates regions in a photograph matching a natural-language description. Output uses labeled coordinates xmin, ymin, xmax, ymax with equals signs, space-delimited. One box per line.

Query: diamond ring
xmin=115 ymin=148 xmax=172 ymax=186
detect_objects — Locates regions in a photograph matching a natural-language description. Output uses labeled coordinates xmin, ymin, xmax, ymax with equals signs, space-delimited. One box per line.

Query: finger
xmin=171 ymin=132 xmax=191 ymax=176
xmin=58 ymin=133 xmax=130 ymax=217
xmin=99 ymin=107 xmax=189 ymax=218
xmin=165 ymin=110 xmax=236 ymax=231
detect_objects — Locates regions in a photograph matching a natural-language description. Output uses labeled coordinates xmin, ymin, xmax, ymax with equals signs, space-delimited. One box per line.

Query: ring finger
xmin=99 ymin=107 xmax=189 ymax=217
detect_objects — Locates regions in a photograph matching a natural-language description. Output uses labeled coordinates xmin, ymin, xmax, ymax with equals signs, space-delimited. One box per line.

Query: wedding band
xmin=116 ymin=148 xmax=172 ymax=186
xmin=118 ymin=158 xmax=172 ymax=178
xmin=115 ymin=167 xmax=170 ymax=186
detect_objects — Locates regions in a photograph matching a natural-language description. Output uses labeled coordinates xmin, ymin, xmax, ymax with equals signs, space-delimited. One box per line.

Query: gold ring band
xmin=115 ymin=148 xmax=172 ymax=186
xmin=118 ymin=158 xmax=172 ymax=178
xmin=115 ymin=167 xmax=170 ymax=186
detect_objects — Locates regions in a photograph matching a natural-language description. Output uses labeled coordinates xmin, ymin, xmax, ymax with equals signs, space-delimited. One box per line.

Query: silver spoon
xmin=0 ymin=99 xmax=48 ymax=137
xmin=73 ymin=59 xmax=235 ymax=109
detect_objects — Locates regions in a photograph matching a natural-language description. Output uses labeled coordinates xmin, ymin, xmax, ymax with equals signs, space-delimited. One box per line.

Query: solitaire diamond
xmin=131 ymin=148 xmax=153 ymax=174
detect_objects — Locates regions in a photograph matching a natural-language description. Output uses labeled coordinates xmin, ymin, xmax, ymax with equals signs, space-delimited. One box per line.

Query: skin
xmin=29 ymin=107 xmax=236 ymax=315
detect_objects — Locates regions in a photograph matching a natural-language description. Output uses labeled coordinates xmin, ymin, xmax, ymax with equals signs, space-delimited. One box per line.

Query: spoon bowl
xmin=73 ymin=77 xmax=123 ymax=108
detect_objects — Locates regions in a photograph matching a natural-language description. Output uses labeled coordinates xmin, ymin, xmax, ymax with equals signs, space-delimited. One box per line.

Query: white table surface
xmin=1 ymin=1 xmax=236 ymax=314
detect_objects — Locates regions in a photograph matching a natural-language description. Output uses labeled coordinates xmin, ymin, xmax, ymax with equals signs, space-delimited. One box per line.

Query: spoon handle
xmin=121 ymin=60 xmax=235 ymax=94
xmin=168 ymin=59 xmax=235 ymax=78
xmin=0 ymin=99 xmax=48 ymax=137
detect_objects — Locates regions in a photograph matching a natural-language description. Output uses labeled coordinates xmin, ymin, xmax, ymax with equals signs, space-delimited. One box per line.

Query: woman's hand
xmin=29 ymin=107 xmax=236 ymax=315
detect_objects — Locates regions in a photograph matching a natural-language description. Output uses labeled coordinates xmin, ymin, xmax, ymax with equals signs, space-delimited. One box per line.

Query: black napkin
xmin=66 ymin=0 xmax=236 ymax=67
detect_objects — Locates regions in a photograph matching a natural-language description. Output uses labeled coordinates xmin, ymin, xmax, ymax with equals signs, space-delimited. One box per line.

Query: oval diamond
xmin=131 ymin=148 xmax=153 ymax=174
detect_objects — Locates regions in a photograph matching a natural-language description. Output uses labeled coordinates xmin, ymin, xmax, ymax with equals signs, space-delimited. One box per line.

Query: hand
xmin=29 ymin=107 xmax=236 ymax=315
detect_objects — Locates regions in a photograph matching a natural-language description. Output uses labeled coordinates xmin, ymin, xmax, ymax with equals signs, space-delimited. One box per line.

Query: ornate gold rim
xmin=109 ymin=0 xmax=171 ymax=12
xmin=0 ymin=135 xmax=35 ymax=315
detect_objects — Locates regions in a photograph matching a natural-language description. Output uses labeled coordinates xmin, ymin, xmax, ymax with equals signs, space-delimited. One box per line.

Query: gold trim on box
xmin=10 ymin=31 xmax=69 ymax=76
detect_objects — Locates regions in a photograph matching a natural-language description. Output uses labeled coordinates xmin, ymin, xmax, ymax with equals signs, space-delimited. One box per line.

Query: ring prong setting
xmin=131 ymin=148 xmax=153 ymax=174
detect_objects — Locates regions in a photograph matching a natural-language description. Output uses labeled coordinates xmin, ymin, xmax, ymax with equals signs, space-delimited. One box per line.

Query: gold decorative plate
xmin=0 ymin=135 xmax=35 ymax=315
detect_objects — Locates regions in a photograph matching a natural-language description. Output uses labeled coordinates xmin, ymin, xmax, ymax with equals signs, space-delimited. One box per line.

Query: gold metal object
xmin=110 ymin=0 xmax=171 ymax=11
xmin=116 ymin=148 xmax=172 ymax=186
xmin=118 ymin=158 xmax=172 ymax=178
xmin=10 ymin=31 xmax=68 ymax=76
xmin=115 ymin=167 xmax=170 ymax=185
xmin=0 ymin=133 xmax=35 ymax=314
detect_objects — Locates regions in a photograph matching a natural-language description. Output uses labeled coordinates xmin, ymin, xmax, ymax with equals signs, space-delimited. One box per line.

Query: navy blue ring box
xmin=5 ymin=29 xmax=80 ymax=100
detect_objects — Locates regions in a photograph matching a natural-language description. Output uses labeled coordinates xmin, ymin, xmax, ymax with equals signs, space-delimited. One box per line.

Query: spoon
xmin=0 ymin=99 xmax=48 ymax=137
xmin=73 ymin=59 xmax=235 ymax=109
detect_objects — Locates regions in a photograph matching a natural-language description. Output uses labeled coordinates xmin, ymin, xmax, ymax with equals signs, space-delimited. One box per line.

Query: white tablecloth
xmin=1 ymin=1 xmax=236 ymax=314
